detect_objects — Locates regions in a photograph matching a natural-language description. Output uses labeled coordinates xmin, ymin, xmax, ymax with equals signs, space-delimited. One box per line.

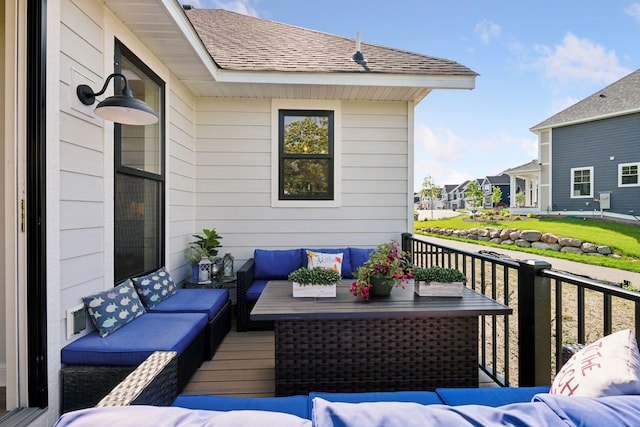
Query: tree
xmin=515 ymin=192 xmax=526 ymax=208
xmin=420 ymin=175 xmax=441 ymax=219
xmin=465 ymin=180 xmax=484 ymax=218
xmin=491 ymin=185 xmax=503 ymax=209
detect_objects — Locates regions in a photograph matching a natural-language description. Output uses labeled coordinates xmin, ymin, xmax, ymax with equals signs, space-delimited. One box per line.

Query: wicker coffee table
xmin=251 ymin=280 xmax=512 ymax=396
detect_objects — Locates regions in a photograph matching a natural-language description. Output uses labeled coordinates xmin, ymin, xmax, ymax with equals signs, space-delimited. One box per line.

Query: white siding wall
xmin=167 ymin=76 xmax=197 ymax=281
xmin=194 ymin=98 xmax=410 ymax=267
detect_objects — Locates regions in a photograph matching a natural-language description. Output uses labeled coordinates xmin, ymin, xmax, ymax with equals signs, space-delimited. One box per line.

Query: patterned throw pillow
xmin=307 ymin=250 xmax=343 ymax=275
xmin=550 ymin=329 xmax=640 ymax=397
xmin=82 ymin=279 xmax=146 ymax=338
xmin=132 ymin=267 xmax=177 ymax=309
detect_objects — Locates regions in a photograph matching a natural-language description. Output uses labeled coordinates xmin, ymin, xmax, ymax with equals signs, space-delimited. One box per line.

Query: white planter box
xmin=415 ymin=281 xmax=464 ymax=297
xmin=292 ymin=282 xmax=337 ymax=298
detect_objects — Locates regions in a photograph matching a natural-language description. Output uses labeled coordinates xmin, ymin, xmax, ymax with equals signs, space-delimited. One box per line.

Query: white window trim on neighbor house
xmin=618 ymin=162 xmax=640 ymax=187
xmin=271 ymin=99 xmax=342 ymax=208
xmin=570 ymin=166 xmax=594 ymax=198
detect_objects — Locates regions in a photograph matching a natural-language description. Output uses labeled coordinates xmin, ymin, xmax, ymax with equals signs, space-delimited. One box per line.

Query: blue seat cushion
xmin=61 ymin=312 xmax=208 ymax=366
xmin=172 ymin=394 xmax=310 ymax=419
xmin=254 ymin=249 xmax=303 ymax=279
xmin=435 ymin=386 xmax=551 ymax=407
xmin=147 ymin=288 xmax=229 ymax=321
xmin=308 ymin=391 xmax=443 ymax=416
xmin=303 ymin=248 xmax=352 ymax=278
xmin=247 ymin=279 xmax=269 ymax=303
xmin=349 ymin=247 xmax=374 ymax=277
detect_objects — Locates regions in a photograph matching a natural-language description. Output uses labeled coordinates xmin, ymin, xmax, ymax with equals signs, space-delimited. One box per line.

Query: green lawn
xmin=414 ymin=215 xmax=640 ymax=273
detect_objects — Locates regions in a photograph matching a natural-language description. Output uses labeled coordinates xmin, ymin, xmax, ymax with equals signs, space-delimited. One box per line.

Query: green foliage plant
xmin=184 ymin=246 xmax=210 ymax=264
xmin=414 ymin=266 xmax=467 ymax=283
xmin=192 ymin=228 xmax=223 ymax=257
xmin=288 ymin=267 xmax=341 ymax=285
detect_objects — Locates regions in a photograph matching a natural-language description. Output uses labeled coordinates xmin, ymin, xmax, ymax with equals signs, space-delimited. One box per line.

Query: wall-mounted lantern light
xmin=76 ymin=73 xmax=158 ymax=126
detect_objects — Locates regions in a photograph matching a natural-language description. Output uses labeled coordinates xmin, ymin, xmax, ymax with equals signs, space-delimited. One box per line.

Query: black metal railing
xmin=401 ymin=232 xmax=640 ymax=387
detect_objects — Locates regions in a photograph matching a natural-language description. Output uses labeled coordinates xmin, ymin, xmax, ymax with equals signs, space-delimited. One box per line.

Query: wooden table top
xmin=251 ymin=280 xmax=512 ymax=321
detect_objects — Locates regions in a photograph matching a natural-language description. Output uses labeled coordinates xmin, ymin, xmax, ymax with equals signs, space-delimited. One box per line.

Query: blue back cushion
xmin=61 ymin=312 xmax=208 ymax=366
xmin=308 ymin=391 xmax=443 ymax=416
xmin=349 ymin=247 xmax=374 ymax=277
xmin=147 ymin=288 xmax=229 ymax=321
xmin=435 ymin=386 xmax=551 ymax=407
xmin=254 ymin=249 xmax=303 ymax=279
xmin=172 ymin=394 xmax=310 ymax=419
xmin=303 ymin=248 xmax=352 ymax=278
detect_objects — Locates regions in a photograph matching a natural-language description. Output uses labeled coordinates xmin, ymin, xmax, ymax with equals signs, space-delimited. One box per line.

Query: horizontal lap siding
xmin=194 ymin=99 xmax=409 ymax=266
xmin=551 ymin=113 xmax=640 ymax=214
xmin=167 ymin=78 xmax=197 ymax=281
xmin=59 ymin=0 xmax=108 ymax=333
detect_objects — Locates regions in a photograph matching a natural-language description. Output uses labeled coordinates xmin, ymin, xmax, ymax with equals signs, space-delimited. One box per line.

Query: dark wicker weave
xmin=274 ymin=317 xmax=478 ymax=396
xmin=97 ymin=351 xmax=178 ymax=407
xmin=205 ymin=299 xmax=232 ymax=359
xmin=61 ymin=329 xmax=206 ymax=413
xmin=561 ymin=343 xmax=585 ymax=366
xmin=236 ymin=258 xmax=274 ymax=332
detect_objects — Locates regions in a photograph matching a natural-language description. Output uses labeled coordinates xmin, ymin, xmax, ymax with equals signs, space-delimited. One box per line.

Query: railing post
xmin=401 ymin=232 xmax=412 ymax=254
xmin=517 ymin=259 xmax=552 ymax=386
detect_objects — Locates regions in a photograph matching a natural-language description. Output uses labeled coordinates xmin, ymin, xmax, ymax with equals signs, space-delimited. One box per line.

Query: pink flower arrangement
xmin=350 ymin=240 xmax=414 ymax=299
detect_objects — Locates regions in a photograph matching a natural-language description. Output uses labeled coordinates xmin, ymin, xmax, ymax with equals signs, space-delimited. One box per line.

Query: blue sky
xmin=180 ymin=0 xmax=640 ymax=191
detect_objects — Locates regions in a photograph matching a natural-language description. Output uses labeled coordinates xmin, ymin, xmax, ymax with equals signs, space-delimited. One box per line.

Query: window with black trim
xmin=114 ymin=41 xmax=165 ymax=283
xmin=278 ymin=110 xmax=334 ymax=200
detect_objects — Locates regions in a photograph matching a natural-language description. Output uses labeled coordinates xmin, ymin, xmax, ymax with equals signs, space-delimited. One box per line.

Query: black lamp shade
xmin=95 ymin=95 xmax=158 ymax=126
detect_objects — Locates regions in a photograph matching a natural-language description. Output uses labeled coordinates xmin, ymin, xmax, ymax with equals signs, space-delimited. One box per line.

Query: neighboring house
xmin=450 ymin=180 xmax=471 ymax=209
xmin=503 ymin=160 xmax=541 ymax=214
xmin=439 ymin=184 xmax=458 ymax=209
xmin=481 ymin=174 xmax=525 ymax=209
xmin=530 ymin=68 xmax=640 ymax=220
xmin=1 ymin=1 xmax=476 ymax=423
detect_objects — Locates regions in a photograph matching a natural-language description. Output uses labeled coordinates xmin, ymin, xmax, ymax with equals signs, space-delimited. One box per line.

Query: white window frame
xmin=618 ymin=162 xmax=640 ymax=187
xmin=271 ymin=99 xmax=342 ymax=207
xmin=570 ymin=166 xmax=593 ymax=198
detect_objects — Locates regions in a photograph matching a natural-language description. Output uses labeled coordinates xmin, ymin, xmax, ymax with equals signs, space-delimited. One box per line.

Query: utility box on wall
xmin=598 ymin=192 xmax=611 ymax=210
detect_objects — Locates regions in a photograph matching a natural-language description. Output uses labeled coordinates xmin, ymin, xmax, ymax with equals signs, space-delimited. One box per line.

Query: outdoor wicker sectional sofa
xmin=54 ymin=350 xmax=640 ymax=426
xmin=236 ymin=247 xmax=373 ymax=331
xmin=60 ymin=268 xmax=231 ymax=413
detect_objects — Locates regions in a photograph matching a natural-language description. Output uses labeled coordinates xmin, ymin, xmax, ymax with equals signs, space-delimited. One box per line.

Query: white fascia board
xmin=530 ymin=107 xmax=640 ymax=132
xmin=161 ymin=0 xmax=221 ymax=80
xmin=215 ymin=69 xmax=476 ymax=89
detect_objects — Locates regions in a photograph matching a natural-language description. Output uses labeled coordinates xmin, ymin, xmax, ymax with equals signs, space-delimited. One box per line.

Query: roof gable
xmin=531 ymin=68 xmax=640 ymax=130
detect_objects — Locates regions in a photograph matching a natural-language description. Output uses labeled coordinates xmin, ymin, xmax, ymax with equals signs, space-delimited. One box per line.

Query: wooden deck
xmin=183 ymin=316 xmax=499 ymax=397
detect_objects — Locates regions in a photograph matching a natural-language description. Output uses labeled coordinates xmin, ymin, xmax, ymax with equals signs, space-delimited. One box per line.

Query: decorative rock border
xmin=419 ymin=227 xmax=619 ymax=258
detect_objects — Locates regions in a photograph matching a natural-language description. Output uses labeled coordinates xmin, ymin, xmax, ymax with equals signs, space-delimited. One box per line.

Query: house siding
xmin=193 ymin=99 xmax=410 ymax=268
xmin=551 ymin=113 xmax=640 ymax=214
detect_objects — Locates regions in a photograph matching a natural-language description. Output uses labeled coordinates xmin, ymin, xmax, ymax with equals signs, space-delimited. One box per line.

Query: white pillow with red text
xmin=550 ymin=329 xmax=640 ymax=397
xmin=306 ymin=250 xmax=343 ymax=275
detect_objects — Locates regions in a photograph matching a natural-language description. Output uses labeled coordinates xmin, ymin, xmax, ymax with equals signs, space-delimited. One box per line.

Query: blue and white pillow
xmin=82 ymin=279 xmax=146 ymax=338
xmin=132 ymin=267 xmax=177 ymax=309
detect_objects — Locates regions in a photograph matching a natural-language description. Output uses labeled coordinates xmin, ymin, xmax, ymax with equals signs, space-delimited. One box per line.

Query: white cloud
xmin=474 ymin=19 xmax=501 ymax=44
xmin=535 ymin=32 xmax=630 ymax=86
xmin=183 ymin=0 xmax=259 ymax=16
xmin=626 ymin=3 xmax=640 ymax=23
xmin=415 ymin=124 xmax=468 ymax=161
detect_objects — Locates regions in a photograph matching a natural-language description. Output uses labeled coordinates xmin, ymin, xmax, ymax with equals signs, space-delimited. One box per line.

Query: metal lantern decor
xmin=198 ymin=257 xmax=213 ymax=284
xmin=223 ymin=253 xmax=235 ymax=279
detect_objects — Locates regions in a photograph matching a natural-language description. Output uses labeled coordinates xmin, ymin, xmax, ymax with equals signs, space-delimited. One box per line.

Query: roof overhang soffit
xmin=105 ymin=0 xmax=475 ymax=100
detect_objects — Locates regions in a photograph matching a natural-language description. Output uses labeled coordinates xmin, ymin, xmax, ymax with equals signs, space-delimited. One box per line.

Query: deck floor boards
xmin=183 ymin=315 xmax=499 ymax=396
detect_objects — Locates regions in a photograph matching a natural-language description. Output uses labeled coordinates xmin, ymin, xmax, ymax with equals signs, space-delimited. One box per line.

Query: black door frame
xmin=26 ymin=0 xmax=48 ymax=408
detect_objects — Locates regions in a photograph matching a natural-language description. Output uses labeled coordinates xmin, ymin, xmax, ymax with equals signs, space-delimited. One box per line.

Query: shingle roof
xmin=530 ymin=68 xmax=640 ymax=130
xmin=185 ymin=9 xmax=478 ymax=76
xmin=484 ymin=174 xmax=510 ymax=185
xmin=502 ymin=160 xmax=540 ymax=175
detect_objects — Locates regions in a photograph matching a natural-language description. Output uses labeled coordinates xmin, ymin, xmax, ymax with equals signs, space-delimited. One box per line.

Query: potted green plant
xmin=350 ymin=240 xmax=414 ymax=299
xmin=288 ymin=267 xmax=341 ymax=298
xmin=413 ymin=266 xmax=467 ymax=297
xmin=191 ymin=228 xmax=223 ymax=257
